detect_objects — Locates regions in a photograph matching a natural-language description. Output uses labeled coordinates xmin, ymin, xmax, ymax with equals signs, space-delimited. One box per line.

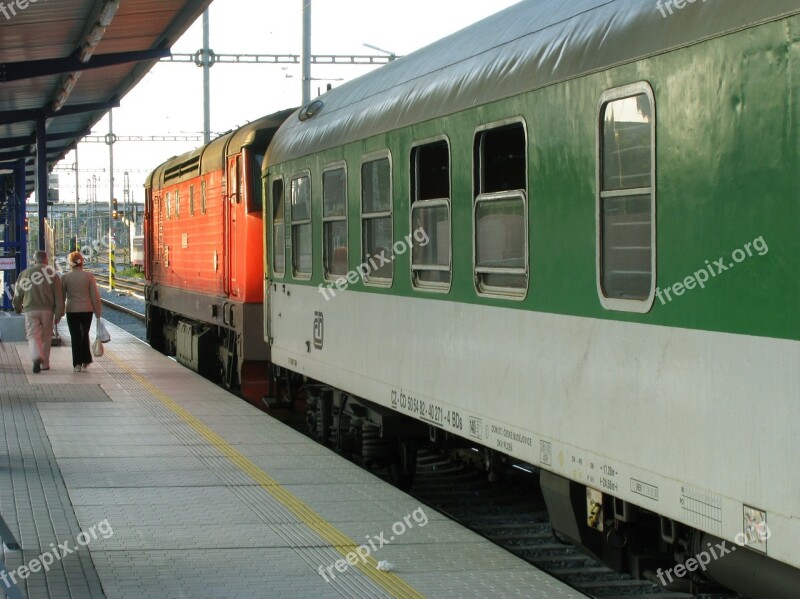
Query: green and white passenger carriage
xmin=263 ymin=1 xmax=800 ymax=595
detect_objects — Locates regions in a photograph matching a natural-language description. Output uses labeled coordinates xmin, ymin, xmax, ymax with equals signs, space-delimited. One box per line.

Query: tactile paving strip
xmin=102 ymin=368 xmax=396 ymax=599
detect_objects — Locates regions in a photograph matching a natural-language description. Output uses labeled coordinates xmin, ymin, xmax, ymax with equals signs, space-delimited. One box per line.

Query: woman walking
xmin=60 ymin=251 xmax=102 ymax=372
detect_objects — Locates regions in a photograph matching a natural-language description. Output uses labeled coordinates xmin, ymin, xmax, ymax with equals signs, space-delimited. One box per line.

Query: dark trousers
xmin=66 ymin=312 xmax=94 ymax=366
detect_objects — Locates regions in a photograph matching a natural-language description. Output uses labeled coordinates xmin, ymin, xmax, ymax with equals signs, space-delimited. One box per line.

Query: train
xmin=130 ymin=234 xmax=144 ymax=270
xmin=145 ymin=1 xmax=800 ymax=597
xmin=144 ymin=109 xmax=294 ymax=402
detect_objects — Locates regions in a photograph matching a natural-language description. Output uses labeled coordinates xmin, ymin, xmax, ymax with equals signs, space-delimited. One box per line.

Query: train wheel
xmin=388 ymin=440 xmax=418 ymax=490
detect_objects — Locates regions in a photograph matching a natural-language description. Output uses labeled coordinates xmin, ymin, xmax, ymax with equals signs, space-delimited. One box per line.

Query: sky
xmin=54 ymin=0 xmax=522 ymax=206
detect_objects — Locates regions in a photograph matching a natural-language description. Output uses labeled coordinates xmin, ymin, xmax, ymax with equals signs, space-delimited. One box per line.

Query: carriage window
xmin=323 ymin=167 xmax=347 ymax=279
xmin=361 ymin=156 xmax=392 ymax=283
xmin=189 ymin=185 xmax=195 ymax=216
xmin=166 ymin=192 xmax=171 ymax=220
xmin=473 ymin=122 xmax=527 ymax=296
xmin=411 ymin=141 xmax=450 ymax=290
xmin=598 ymin=84 xmax=655 ymax=310
xmin=201 ymin=179 xmax=207 ymax=215
xmin=271 ymin=178 xmax=285 ymax=277
xmin=291 ymin=174 xmax=311 ymax=277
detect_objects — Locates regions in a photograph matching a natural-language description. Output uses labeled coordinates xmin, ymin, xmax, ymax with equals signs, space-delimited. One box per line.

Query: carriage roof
xmin=146 ymin=109 xmax=295 ymax=190
xmin=266 ymin=0 xmax=799 ymax=166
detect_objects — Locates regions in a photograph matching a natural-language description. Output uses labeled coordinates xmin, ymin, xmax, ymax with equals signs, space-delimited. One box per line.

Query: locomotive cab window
xmin=271 ymin=178 xmax=285 ymax=277
xmin=229 ymin=156 xmax=242 ymax=203
xmin=175 ymin=189 xmax=180 ymax=219
xmin=473 ymin=120 xmax=528 ymax=298
xmin=361 ymin=154 xmax=393 ymax=284
xmin=411 ymin=139 xmax=451 ymax=290
xmin=201 ymin=179 xmax=207 ymax=215
xmin=189 ymin=185 xmax=195 ymax=217
xmin=166 ymin=192 xmax=171 ymax=220
xmin=597 ymin=83 xmax=656 ymax=312
xmin=323 ymin=165 xmax=348 ymax=279
xmin=250 ymin=154 xmax=265 ymax=213
xmin=291 ymin=174 xmax=312 ymax=278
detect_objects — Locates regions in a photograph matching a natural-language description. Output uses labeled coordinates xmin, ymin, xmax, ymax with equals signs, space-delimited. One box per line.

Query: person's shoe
xmin=33 ymin=359 xmax=41 ymax=373
xmin=73 ymin=365 xmax=82 ymax=372
xmin=41 ymin=366 xmax=50 ymax=371
xmin=82 ymin=363 xmax=90 ymax=370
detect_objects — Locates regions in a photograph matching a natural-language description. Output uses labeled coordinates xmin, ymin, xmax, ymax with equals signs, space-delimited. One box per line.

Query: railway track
xmin=101 ymin=297 xmax=145 ymax=321
xmin=84 ymin=265 xmax=147 ymax=297
xmin=407 ymin=451 xmax=725 ymax=599
xmin=105 ymin=276 xmax=146 ymax=296
xmin=82 ymin=264 xmax=147 ymax=322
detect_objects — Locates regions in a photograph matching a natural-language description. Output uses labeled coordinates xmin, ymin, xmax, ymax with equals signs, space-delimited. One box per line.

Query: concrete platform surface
xmin=1 ymin=320 xmax=586 ymax=599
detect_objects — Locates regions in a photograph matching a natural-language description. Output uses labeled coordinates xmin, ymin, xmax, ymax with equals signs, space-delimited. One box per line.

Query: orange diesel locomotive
xmin=143 ymin=109 xmax=293 ymax=402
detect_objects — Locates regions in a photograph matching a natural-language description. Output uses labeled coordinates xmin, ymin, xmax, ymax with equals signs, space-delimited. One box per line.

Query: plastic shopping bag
xmin=95 ymin=317 xmax=111 ymax=343
xmin=92 ymin=337 xmax=105 ymax=357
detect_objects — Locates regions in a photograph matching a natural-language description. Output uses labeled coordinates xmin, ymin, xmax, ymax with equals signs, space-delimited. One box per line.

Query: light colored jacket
xmin=13 ymin=264 xmax=64 ymax=318
xmin=60 ymin=268 xmax=102 ymax=316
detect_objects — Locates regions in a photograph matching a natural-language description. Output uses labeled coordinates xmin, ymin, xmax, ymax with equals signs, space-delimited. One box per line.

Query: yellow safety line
xmin=106 ymin=348 xmax=424 ymax=599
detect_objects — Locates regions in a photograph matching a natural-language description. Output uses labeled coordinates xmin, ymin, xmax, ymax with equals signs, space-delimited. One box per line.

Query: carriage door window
xmin=323 ymin=166 xmax=348 ymax=279
xmin=598 ymin=83 xmax=655 ymax=311
xmin=291 ymin=174 xmax=312 ymax=278
xmin=473 ymin=121 xmax=528 ymax=297
xmin=271 ymin=178 xmax=285 ymax=277
xmin=361 ymin=155 xmax=392 ymax=283
xmin=411 ymin=140 xmax=451 ymax=290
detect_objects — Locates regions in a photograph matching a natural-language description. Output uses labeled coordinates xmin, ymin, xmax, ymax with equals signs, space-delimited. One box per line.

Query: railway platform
xmin=0 ymin=319 xmax=585 ymax=599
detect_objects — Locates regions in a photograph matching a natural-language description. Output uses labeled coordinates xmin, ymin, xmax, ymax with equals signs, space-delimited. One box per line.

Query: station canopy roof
xmin=0 ymin=0 xmax=212 ymax=198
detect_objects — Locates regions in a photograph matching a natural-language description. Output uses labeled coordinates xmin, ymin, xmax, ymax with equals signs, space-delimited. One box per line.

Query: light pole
xmin=85 ymin=177 xmax=91 ymax=245
xmin=202 ymin=10 xmax=211 ymax=144
xmin=74 ymin=150 xmax=79 ymax=250
xmin=91 ymin=175 xmax=98 ymax=246
xmin=302 ymin=0 xmax=311 ymax=104
xmin=106 ymin=110 xmax=116 ymax=290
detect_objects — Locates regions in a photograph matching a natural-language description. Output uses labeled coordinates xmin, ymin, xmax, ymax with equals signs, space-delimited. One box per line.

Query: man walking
xmin=12 ymin=250 xmax=64 ymax=373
